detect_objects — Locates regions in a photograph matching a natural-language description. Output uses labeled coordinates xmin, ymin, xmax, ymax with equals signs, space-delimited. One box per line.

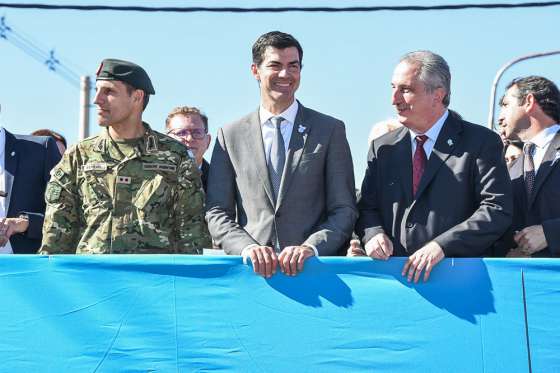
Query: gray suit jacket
xmin=494 ymin=129 xmax=560 ymax=257
xmin=205 ymin=103 xmax=357 ymax=255
xmin=356 ymin=111 xmax=512 ymax=257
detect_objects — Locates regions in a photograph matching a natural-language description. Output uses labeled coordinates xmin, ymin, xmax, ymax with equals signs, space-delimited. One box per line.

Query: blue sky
xmin=0 ymin=0 xmax=559 ymax=183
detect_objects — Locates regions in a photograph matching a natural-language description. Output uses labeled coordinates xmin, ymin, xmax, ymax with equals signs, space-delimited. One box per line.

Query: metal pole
xmin=79 ymin=75 xmax=91 ymax=140
xmin=487 ymin=50 xmax=560 ymax=130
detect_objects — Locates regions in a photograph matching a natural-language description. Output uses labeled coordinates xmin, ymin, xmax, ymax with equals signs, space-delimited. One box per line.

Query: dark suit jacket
xmin=494 ymin=129 xmax=560 ymax=257
xmin=356 ymin=111 xmax=512 ymax=257
xmin=4 ymin=130 xmax=61 ymax=253
xmin=201 ymin=158 xmax=209 ymax=193
xmin=206 ymin=103 xmax=357 ymax=255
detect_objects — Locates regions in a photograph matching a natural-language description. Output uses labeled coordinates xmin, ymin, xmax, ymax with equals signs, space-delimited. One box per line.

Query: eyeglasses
xmin=167 ymin=128 xmax=207 ymax=140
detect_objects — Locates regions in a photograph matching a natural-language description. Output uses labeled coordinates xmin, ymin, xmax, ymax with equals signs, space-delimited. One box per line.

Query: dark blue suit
xmin=4 ymin=129 xmax=61 ymax=253
xmin=494 ymin=129 xmax=560 ymax=257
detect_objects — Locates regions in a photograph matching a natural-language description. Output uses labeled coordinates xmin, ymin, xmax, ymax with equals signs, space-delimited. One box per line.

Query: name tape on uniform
xmin=143 ymin=163 xmax=177 ymax=172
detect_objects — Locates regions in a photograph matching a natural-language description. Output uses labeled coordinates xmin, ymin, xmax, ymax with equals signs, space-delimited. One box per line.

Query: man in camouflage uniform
xmin=40 ymin=58 xmax=211 ymax=254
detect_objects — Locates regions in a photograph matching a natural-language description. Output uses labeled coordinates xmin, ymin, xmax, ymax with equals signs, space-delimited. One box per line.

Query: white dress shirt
xmin=0 ymin=127 xmax=13 ymax=254
xmin=259 ymin=100 xmax=298 ymax=164
xmin=409 ymin=110 xmax=449 ymax=159
xmin=528 ymin=124 xmax=560 ymax=173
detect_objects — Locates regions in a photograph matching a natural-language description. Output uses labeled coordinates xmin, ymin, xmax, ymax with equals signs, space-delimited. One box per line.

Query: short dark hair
xmin=123 ymin=82 xmax=150 ymax=111
xmin=31 ymin=129 xmax=67 ymax=147
xmin=252 ymin=31 xmax=303 ymax=67
xmin=165 ymin=106 xmax=208 ymax=133
xmin=506 ymin=76 xmax=560 ymax=123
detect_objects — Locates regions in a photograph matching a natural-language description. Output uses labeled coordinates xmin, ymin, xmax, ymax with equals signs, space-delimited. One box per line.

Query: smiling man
xmin=351 ymin=50 xmax=512 ymax=282
xmin=40 ymin=58 xmax=211 ymax=254
xmin=206 ymin=31 xmax=357 ymax=277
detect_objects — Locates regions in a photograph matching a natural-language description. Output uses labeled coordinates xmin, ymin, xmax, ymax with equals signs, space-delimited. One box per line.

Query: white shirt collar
xmin=408 ymin=109 xmax=449 ymax=142
xmin=0 ymin=127 xmax=5 ymax=159
xmin=529 ymin=124 xmax=560 ymax=149
xmin=259 ymin=100 xmax=299 ymax=126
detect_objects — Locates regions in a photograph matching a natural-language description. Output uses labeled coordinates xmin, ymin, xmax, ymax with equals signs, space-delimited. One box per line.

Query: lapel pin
xmin=298 ymin=125 xmax=306 ymax=134
xmin=10 ymin=151 xmax=15 ymax=156
xmin=447 ymin=139 xmax=454 ymax=147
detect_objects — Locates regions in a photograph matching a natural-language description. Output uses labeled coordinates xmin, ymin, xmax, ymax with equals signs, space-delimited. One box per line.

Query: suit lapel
xmin=242 ymin=109 xmax=275 ymax=207
xmin=529 ymin=130 xmax=560 ymax=207
xmin=4 ymin=130 xmax=17 ymax=212
xmin=394 ymin=128 xmax=414 ymax=204
xmin=276 ymin=104 xmax=309 ymax=210
xmin=414 ymin=114 xmax=461 ymax=199
xmin=509 ymin=155 xmax=529 ymax=212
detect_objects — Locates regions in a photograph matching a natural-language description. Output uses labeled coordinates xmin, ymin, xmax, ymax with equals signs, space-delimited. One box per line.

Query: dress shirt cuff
xmin=241 ymin=244 xmax=260 ymax=264
xmin=302 ymin=244 xmax=319 ymax=257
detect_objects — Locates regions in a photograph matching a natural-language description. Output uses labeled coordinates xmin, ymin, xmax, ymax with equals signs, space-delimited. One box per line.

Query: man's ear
xmin=251 ymin=63 xmax=260 ymax=81
xmin=524 ymin=93 xmax=537 ymax=114
xmin=133 ymin=89 xmax=144 ymax=104
xmin=433 ymin=87 xmax=446 ymax=105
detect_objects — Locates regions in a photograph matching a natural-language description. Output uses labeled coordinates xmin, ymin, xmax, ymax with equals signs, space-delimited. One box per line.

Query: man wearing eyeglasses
xmin=165 ymin=107 xmax=211 ymax=192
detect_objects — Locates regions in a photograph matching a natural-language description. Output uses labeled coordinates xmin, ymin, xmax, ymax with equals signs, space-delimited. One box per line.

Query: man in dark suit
xmin=495 ymin=76 xmax=560 ymax=257
xmin=206 ymin=31 xmax=357 ymax=277
xmin=351 ymin=50 xmax=512 ymax=282
xmin=0 ymin=126 xmax=61 ymax=253
xmin=165 ymin=106 xmax=211 ymax=192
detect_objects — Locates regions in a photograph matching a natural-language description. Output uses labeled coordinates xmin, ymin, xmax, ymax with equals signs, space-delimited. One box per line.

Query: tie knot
xmin=523 ymin=142 xmax=535 ymax=156
xmin=416 ymin=135 xmax=429 ymax=146
xmin=271 ymin=116 xmax=284 ymax=129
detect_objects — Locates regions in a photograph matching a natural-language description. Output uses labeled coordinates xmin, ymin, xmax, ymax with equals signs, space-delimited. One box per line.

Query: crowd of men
xmin=1 ymin=31 xmax=559 ymax=283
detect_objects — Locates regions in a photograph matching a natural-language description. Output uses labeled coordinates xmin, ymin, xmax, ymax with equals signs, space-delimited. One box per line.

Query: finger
xmin=424 ymin=258 xmax=433 ymax=282
xmin=402 ymin=257 xmax=413 ymax=276
xmin=263 ymin=249 xmax=273 ymax=278
xmin=407 ymin=257 xmax=420 ymax=282
xmin=254 ymin=249 xmax=266 ymax=277
xmin=281 ymin=248 xmax=294 ymax=275
xmin=290 ymin=250 xmax=299 ymax=276
xmin=297 ymin=250 xmax=309 ymax=272
xmin=249 ymin=250 xmax=260 ymax=274
xmin=368 ymin=241 xmax=384 ymax=259
xmin=413 ymin=258 xmax=426 ymax=284
xmin=385 ymin=239 xmax=394 ymax=256
xmin=377 ymin=238 xmax=389 ymax=260
xmin=270 ymin=250 xmax=278 ymax=275
xmin=278 ymin=249 xmax=287 ymax=273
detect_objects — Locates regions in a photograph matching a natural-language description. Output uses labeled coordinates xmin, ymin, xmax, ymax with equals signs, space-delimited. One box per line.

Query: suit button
xmin=406 ymin=222 xmax=414 ymax=228
xmin=275 ymin=212 xmax=281 ymax=218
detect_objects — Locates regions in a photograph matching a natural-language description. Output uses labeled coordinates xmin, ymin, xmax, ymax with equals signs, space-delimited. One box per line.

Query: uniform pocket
xmin=133 ymin=174 xmax=172 ymax=212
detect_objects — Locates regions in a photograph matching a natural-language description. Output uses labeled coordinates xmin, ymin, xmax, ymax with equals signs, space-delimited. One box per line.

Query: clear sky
xmin=0 ymin=0 xmax=559 ymax=184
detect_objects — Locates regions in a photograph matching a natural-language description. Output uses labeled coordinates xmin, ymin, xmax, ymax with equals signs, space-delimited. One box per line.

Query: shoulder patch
xmin=45 ymin=182 xmax=62 ymax=203
xmin=51 ymin=168 xmax=66 ymax=180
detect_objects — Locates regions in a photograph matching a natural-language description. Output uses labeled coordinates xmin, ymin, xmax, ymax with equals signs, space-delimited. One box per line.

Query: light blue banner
xmin=0 ymin=256 xmax=557 ymax=372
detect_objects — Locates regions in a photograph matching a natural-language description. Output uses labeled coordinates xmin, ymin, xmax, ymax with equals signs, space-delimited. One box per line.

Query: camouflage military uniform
xmin=40 ymin=123 xmax=211 ymax=254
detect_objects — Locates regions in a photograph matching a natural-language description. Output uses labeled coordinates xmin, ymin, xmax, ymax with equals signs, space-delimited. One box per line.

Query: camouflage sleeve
xmin=39 ymin=151 xmax=80 ymax=254
xmin=174 ymin=156 xmax=212 ymax=253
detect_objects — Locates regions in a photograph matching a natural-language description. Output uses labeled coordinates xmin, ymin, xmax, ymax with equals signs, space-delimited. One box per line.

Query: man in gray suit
xmin=351 ymin=51 xmax=512 ymax=282
xmin=206 ymin=31 xmax=357 ymax=277
xmin=495 ymin=76 xmax=560 ymax=257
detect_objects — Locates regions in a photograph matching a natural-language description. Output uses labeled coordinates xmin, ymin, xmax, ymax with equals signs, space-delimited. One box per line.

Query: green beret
xmin=96 ymin=58 xmax=155 ymax=95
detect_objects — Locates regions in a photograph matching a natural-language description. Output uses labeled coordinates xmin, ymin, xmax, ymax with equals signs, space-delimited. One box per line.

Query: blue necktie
xmin=268 ymin=116 xmax=285 ymax=204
